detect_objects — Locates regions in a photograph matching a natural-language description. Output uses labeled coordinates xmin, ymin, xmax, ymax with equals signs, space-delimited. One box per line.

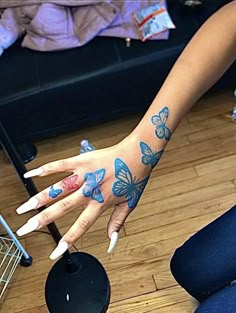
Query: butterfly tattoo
xmin=49 ymin=185 xmax=62 ymax=199
xmin=151 ymin=107 xmax=172 ymax=140
xmin=139 ymin=142 xmax=164 ymax=169
xmin=62 ymin=174 xmax=79 ymax=191
xmin=83 ymin=169 xmax=105 ymax=203
xmin=112 ymin=158 xmax=149 ymax=209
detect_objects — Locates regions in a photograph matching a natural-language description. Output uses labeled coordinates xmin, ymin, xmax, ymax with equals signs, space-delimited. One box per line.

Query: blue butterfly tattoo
xmin=140 ymin=141 xmax=164 ymax=169
xmin=49 ymin=185 xmax=62 ymax=199
xmin=151 ymin=107 xmax=172 ymax=140
xmin=83 ymin=169 xmax=105 ymax=203
xmin=112 ymin=158 xmax=149 ymax=209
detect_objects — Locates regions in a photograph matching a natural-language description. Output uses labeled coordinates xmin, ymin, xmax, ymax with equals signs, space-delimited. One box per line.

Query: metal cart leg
xmin=0 ymin=215 xmax=32 ymax=266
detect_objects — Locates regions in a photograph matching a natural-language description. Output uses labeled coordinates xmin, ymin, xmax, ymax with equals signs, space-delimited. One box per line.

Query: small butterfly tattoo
xmin=83 ymin=169 xmax=105 ymax=203
xmin=151 ymin=107 xmax=172 ymax=140
xmin=62 ymin=174 xmax=79 ymax=191
xmin=139 ymin=141 xmax=164 ymax=169
xmin=112 ymin=158 xmax=149 ymax=209
xmin=49 ymin=185 xmax=62 ymax=199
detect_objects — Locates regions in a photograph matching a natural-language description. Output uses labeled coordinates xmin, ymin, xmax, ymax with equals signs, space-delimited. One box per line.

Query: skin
xmin=16 ymin=2 xmax=236 ymax=258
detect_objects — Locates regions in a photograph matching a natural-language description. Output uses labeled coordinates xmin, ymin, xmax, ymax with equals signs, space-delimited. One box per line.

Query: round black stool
xmin=45 ymin=252 xmax=110 ymax=313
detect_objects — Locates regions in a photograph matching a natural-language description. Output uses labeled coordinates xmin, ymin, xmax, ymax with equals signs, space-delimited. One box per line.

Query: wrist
xmin=118 ymin=131 xmax=166 ymax=172
xmin=125 ymin=127 xmax=168 ymax=152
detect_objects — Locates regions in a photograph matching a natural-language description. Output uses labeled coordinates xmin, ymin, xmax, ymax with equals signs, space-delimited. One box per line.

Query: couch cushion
xmin=0 ymin=39 xmax=40 ymax=106
xmin=35 ymin=37 xmax=120 ymax=89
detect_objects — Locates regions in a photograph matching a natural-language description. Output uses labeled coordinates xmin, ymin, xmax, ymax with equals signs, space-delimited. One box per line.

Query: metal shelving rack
xmin=0 ymin=215 xmax=32 ymax=299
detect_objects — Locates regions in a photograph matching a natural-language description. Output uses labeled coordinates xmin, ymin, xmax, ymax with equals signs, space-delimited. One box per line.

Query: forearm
xmin=129 ymin=2 xmax=236 ymax=152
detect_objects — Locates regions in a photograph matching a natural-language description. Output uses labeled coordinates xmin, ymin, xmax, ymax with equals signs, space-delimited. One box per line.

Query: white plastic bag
xmin=133 ymin=3 xmax=175 ymax=41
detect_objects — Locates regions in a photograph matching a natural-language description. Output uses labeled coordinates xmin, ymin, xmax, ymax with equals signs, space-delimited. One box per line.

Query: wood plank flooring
xmin=0 ymin=89 xmax=235 ymax=312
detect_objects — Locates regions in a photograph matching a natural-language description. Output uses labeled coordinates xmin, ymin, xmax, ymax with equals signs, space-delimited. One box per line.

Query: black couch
xmin=0 ymin=0 xmax=235 ymax=148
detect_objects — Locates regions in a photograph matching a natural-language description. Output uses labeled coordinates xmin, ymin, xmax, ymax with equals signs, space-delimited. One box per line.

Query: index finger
xmin=24 ymin=156 xmax=78 ymax=178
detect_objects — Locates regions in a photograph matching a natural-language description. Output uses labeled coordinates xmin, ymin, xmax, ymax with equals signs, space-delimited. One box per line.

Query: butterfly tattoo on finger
xmin=112 ymin=158 xmax=149 ymax=209
xmin=62 ymin=174 xmax=79 ymax=191
xmin=140 ymin=142 xmax=164 ymax=169
xmin=49 ymin=185 xmax=62 ymax=199
xmin=151 ymin=107 xmax=172 ymax=140
xmin=83 ymin=169 xmax=105 ymax=203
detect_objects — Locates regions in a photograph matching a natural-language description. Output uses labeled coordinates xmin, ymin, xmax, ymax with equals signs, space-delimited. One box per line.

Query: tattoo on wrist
xmin=151 ymin=107 xmax=172 ymax=140
xmin=139 ymin=141 xmax=164 ymax=169
xmin=49 ymin=185 xmax=62 ymax=198
xmin=83 ymin=169 xmax=105 ymax=203
xmin=112 ymin=158 xmax=149 ymax=209
xmin=62 ymin=174 xmax=79 ymax=190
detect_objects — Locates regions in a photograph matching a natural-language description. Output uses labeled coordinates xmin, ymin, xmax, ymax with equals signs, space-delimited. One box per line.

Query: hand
xmin=16 ymin=137 xmax=152 ymax=260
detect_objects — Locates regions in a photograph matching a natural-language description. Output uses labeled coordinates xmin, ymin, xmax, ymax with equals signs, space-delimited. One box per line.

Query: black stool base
xmin=45 ymin=252 xmax=110 ymax=313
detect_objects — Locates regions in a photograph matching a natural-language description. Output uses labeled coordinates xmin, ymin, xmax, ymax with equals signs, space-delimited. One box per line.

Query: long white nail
xmin=24 ymin=168 xmax=43 ymax=178
xmin=50 ymin=241 xmax=69 ymax=260
xmin=16 ymin=218 xmax=39 ymax=236
xmin=107 ymin=232 xmax=119 ymax=254
xmin=16 ymin=198 xmax=39 ymax=214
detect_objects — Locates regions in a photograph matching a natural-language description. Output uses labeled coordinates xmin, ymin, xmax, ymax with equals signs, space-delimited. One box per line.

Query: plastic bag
xmin=133 ymin=3 xmax=175 ymax=42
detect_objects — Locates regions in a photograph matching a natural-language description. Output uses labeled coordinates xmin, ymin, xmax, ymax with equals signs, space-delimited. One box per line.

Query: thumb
xmin=107 ymin=202 xmax=132 ymax=253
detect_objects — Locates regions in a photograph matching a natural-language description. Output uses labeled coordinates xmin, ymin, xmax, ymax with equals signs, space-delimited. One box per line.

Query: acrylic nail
xmin=107 ymin=232 xmax=119 ymax=254
xmin=49 ymin=241 xmax=69 ymax=260
xmin=16 ymin=198 xmax=39 ymax=214
xmin=16 ymin=218 xmax=40 ymax=236
xmin=24 ymin=167 xmax=43 ymax=178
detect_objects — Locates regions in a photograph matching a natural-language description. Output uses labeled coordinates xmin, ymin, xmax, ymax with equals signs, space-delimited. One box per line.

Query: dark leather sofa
xmin=0 ymin=0 xmax=235 ymax=149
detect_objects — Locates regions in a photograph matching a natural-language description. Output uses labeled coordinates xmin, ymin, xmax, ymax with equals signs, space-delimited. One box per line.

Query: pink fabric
xmin=0 ymin=1 xmax=107 ymax=8
xmin=0 ymin=0 xmax=169 ymax=53
xmin=99 ymin=0 xmax=169 ymax=40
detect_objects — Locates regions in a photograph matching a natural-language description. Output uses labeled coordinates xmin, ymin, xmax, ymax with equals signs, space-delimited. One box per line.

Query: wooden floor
xmin=0 ymin=89 xmax=236 ymax=312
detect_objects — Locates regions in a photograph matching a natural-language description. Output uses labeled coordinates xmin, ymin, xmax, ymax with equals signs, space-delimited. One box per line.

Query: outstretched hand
xmin=16 ymin=138 xmax=153 ymax=260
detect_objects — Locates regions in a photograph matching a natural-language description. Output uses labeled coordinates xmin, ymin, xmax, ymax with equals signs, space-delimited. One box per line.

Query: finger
xmin=107 ymin=232 xmax=119 ymax=254
xmin=49 ymin=203 xmax=103 ymax=260
xmin=16 ymin=174 xmax=83 ymax=214
xmin=24 ymin=156 xmax=78 ymax=178
xmin=16 ymin=188 xmax=86 ymax=237
xmin=107 ymin=202 xmax=132 ymax=253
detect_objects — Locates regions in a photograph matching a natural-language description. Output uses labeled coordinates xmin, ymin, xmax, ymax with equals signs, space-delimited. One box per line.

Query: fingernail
xmin=107 ymin=232 xmax=119 ymax=254
xmin=50 ymin=241 xmax=69 ymax=260
xmin=24 ymin=168 xmax=43 ymax=178
xmin=16 ymin=198 xmax=39 ymax=214
xmin=16 ymin=218 xmax=39 ymax=236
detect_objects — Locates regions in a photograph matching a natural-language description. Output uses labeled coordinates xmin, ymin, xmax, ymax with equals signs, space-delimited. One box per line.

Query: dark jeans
xmin=195 ymin=284 xmax=236 ymax=313
xmin=170 ymin=205 xmax=236 ymax=302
